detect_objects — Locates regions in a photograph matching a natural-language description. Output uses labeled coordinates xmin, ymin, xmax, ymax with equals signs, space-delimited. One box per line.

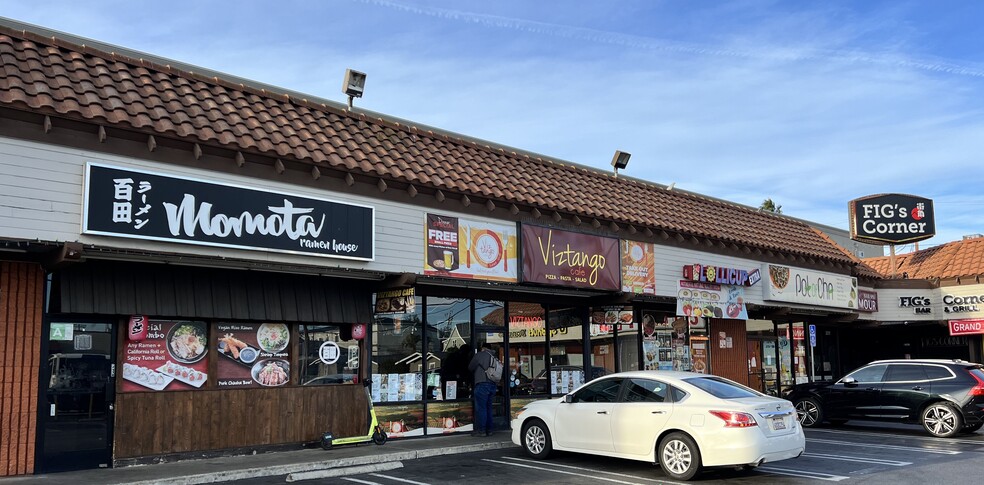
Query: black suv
xmin=785 ymin=359 xmax=984 ymax=437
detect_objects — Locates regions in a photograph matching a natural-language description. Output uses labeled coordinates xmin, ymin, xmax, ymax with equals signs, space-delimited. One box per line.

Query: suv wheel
xmin=921 ymin=402 xmax=963 ymax=438
xmin=794 ymin=397 xmax=824 ymax=427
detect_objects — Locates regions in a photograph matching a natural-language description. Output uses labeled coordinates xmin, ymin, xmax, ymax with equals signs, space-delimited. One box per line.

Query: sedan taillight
xmin=709 ymin=410 xmax=758 ymax=428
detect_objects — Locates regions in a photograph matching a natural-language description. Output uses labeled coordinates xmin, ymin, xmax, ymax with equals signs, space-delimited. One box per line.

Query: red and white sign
xmin=949 ymin=319 xmax=984 ymax=336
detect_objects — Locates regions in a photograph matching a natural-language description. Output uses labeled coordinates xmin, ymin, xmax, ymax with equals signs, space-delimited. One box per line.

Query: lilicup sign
xmin=521 ymin=225 xmax=620 ymax=290
xmin=849 ymin=193 xmax=935 ymax=244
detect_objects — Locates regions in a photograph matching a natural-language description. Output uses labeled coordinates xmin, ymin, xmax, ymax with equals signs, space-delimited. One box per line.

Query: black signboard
xmin=83 ymin=164 xmax=374 ymax=260
xmin=849 ymin=193 xmax=935 ymax=244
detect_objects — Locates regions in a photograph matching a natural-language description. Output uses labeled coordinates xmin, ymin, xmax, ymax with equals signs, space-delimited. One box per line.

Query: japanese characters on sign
xmin=82 ymin=163 xmax=374 ymax=260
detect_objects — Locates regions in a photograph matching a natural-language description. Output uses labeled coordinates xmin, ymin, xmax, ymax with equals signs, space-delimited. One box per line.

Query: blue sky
xmin=4 ymin=1 xmax=983 ymax=254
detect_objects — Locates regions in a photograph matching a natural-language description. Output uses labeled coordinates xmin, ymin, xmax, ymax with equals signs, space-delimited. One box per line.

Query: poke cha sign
xmin=82 ymin=163 xmax=374 ymax=260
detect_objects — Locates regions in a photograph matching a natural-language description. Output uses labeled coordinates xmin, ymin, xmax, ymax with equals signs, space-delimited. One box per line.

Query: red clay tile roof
xmin=863 ymin=237 xmax=984 ymax=279
xmin=0 ymin=25 xmax=856 ymax=265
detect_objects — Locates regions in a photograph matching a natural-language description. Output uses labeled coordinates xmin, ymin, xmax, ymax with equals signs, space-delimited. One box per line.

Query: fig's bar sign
xmin=849 ymin=193 xmax=935 ymax=244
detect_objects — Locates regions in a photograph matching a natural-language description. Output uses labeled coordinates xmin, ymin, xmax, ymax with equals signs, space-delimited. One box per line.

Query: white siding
xmin=0 ymin=136 xmax=508 ymax=275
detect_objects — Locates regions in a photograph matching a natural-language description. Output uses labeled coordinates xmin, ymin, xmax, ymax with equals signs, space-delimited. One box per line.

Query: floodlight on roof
xmin=342 ymin=69 xmax=367 ymax=109
xmin=611 ymin=150 xmax=631 ymax=177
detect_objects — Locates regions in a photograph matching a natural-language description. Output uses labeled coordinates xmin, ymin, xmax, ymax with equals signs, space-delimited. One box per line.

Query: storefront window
xmin=507 ymin=302 xmax=546 ymax=396
xmin=425 ymin=297 xmax=472 ymax=401
xmin=618 ymin=310 xmax=640 ymax=373
xmin=371 ymin=290 xmax=423 ymax=403
xmin=548 ymin=307 xmax=585 ymax=395
xmin=297 ymin=325 xmax=359 ymax=385
xmin=589 ymin=306 xmax=626 ymax=376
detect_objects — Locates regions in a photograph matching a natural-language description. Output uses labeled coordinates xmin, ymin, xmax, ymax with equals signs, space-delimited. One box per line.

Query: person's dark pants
xmin=473 ymin=381 xmax=496 ymax=434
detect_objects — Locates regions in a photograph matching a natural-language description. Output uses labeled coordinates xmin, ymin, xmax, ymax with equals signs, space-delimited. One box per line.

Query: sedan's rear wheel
xmin=921 ymin=402 xmax=963 ymax=438
xmin=658 ymin=432 xmax=701 ymax=481
xmin=521 ymin=419 xmax=552 ymax=459
xmin=794 ymin=397 xmax=824 ymax=428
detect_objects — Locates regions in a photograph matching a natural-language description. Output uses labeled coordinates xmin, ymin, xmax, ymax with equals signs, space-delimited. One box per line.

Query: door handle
xmin=911 ymin=386 xmax=923 ymax=391
xmin=651 ymin=410 xmax=665 ymax=414
xmin=597 ymin=411 xmax=608 ymax=415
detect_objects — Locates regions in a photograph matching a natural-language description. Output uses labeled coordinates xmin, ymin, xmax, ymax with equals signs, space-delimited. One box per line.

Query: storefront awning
xmin=53 ymin=259 xmax=373 ymax=324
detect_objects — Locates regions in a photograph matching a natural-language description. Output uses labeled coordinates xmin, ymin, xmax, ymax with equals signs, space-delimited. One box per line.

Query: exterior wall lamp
xmin=611 ymin=150 xmax=631 ymax=178
xmin=343 ymin=69 xmax=367 ymax=109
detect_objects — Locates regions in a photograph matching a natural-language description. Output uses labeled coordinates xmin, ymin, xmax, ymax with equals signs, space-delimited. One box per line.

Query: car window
xmin=684 ymin=376 xmax=760 ymax=399
xmin=670 ymin=386 xmax=688 ymax=402
xmin=885 ymin=364 xmax=928 ymax=382
xmin=572 ymin=378 xmax=622 ymax=403
xmin=845 ymin=364 xmax=888 ymax=383
xmin=925 ymin=365 xmax=955 ymax=380
xmin=623 ymin=378 xmax=669 ymax=403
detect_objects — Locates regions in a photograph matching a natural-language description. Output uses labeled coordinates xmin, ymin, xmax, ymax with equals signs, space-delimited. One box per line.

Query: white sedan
xmin=511 ymin=370 xmax=805 ymax=481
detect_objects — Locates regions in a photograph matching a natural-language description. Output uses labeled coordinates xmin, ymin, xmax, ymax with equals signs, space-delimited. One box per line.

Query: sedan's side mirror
xmin=564 ymin=394 xmax=574 ymax=404
xmin=840 ymin=377 xmax=857 ymax=386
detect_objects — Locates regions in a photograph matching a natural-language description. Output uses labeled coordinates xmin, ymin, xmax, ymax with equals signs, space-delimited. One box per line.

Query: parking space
xmin=278 ymin=425 xmax=984 ymax=484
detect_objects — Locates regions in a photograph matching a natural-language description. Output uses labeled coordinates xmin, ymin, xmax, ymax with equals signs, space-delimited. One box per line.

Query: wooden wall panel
xmin=0 ymin=261 xmax=43 ymax=476
xmin=708 ymin=319 xmax=750 ymax=386
xmin=113 ymin=385 xmax=365 ymax=459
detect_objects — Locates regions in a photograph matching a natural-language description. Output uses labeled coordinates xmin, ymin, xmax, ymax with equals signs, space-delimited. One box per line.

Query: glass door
xmin=39 ymin=322 xmax=115 ymax=472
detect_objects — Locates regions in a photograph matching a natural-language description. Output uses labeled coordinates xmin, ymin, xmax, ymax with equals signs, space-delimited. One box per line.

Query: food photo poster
xmin=122 ymin=320 xmax=209 ymax=392
xmin=213 ymin=322 xmax=291 ymax=388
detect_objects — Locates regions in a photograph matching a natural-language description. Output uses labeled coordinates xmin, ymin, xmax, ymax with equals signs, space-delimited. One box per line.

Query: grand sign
xmin=849 ymin=193 xmax=935 ymax=244
xmin=949 ymin=319 xmax=984 ymax=336
xmin=83 ymin=164 xmax=374 ymax=260
xmin=764 ymin=264 xmax=858 ymax=310
xmin=521 ymin=226 xmax=620 ymax=290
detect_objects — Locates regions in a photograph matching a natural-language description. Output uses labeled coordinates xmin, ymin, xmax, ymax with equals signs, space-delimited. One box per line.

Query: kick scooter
xmin=320 ymin=379 xmax=387 ymax=449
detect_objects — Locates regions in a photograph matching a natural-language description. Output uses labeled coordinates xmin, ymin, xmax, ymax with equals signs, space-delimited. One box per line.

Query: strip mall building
xmin=0 ymin=18 xmax=979 ymax=476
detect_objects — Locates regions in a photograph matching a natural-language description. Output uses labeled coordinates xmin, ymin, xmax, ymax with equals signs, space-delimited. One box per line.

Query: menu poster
xmin=214 ymin=323 xmax=291 ymax=388
xmin=424 ymin=214 xmax=518 ymax=282
xmin=122 ymin=320 xmax=208 ymax=392
xmin=621 ymin=240 xmax=656 ymax=294
xmin=691 ymin=337 xmax=709 ymax=374
xmin=425 ymin=214 xmax=460 ymax=272
xmin=676 ymin=280 xmax=748 ymax=320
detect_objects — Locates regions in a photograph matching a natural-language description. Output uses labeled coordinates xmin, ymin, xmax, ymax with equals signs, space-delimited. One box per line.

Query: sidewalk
xmin=0 ymin=433 xmax=514 ymax=485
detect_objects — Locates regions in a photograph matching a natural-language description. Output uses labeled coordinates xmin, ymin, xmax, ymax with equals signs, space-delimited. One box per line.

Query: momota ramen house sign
xmin=849 ymin=193 xmax=936 ymax=244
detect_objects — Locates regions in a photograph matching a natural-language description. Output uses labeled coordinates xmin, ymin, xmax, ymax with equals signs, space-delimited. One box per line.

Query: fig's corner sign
xmin=849 ymin=193 xmax=935 ymax=245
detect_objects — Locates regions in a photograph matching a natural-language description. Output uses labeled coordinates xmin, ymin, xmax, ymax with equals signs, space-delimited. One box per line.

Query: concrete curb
xmin=125 ymin=441 xmax=513 ymax=485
